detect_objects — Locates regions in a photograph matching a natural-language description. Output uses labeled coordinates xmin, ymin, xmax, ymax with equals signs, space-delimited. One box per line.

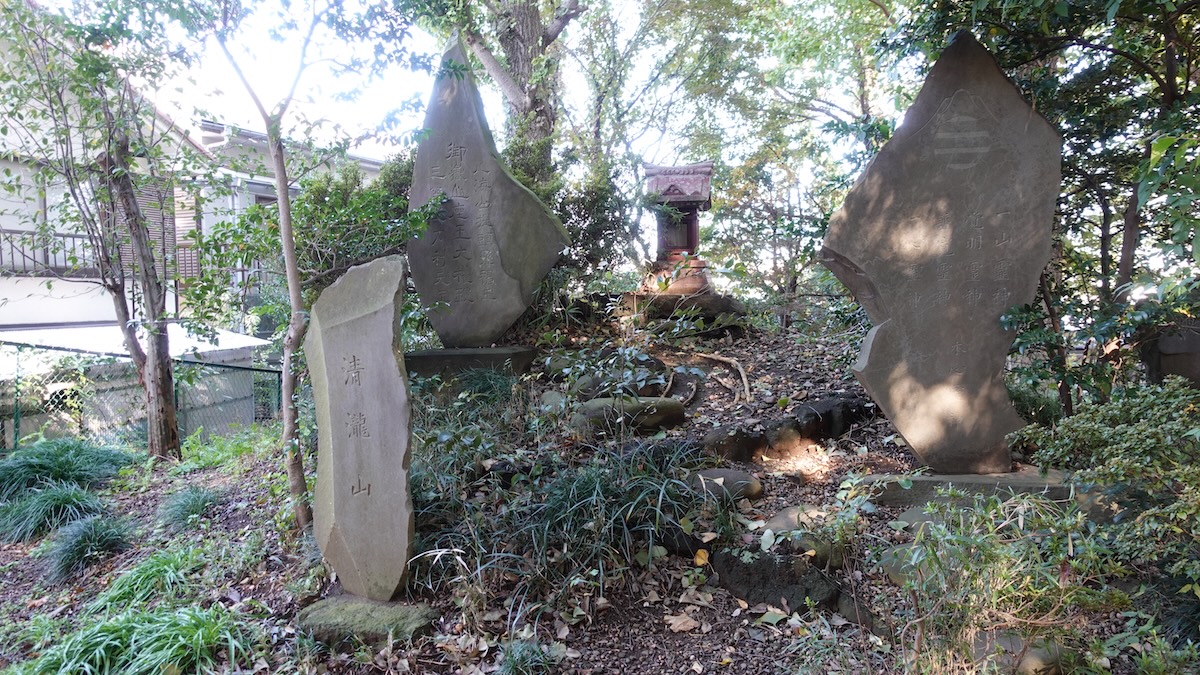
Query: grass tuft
xmin=0 ymin=437 xmax=133 ymax=500
xmin=44 ymin=516 xmax=133 ymax=584
xmin=171 ymin=425 xmax=271 ymax=475
xmin=10 ymin=606 xmax=256 ymax=675
xmin=157 ymin=486 xmax=222 ymax=532
xmin=90 ymin=546 xmax=203 ymax=612
xmin=499 ymin=639 xmax=559 ymax=675
xmin=0 ymin=481 xmax=104 ymax=542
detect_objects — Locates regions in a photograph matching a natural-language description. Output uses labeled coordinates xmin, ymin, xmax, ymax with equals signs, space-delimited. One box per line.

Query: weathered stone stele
xmin=409 ymin=40 xmax=571 ymax=348
xmin=820 ymin=32 xmax=1061 ymax=474
xmin=307 ymin=255 xmax=414 ymax=601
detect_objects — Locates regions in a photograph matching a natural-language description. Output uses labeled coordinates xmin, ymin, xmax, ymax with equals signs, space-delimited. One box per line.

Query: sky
xmin=160 ymin=13 xmax=453 ymax=162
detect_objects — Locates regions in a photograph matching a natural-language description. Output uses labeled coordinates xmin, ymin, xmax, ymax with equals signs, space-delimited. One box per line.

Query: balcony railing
xmin=0 ymin=228 xmax=98 ymax=276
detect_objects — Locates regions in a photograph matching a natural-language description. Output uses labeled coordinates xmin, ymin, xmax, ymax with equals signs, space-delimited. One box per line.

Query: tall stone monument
xmin=307 ymin=256 xmax=414 ymax=601
xmin=820 ymin=32 xmax=1061 ymax=474
xmin=408 ymin=40 xmax=571 ymax=348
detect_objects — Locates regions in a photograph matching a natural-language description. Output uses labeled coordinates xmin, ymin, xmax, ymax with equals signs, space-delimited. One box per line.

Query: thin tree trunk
xmin=267 ymin=123 xmax=313 ymax=531
xmin=1040 ymin=272 xmax=1074 ymax=417
xmin=1114 ymin=184 xmax=1141 ymax=303
xmin=107 ymin=133 xmax=181 ymax=459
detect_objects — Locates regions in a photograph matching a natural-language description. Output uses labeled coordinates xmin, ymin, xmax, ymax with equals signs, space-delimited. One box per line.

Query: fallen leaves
xmin=664 ymin=612 xmax=700 ymax=633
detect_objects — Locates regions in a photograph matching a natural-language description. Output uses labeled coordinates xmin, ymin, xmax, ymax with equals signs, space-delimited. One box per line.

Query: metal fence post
xmin=13 ymin=345 xmax=22 ymax=450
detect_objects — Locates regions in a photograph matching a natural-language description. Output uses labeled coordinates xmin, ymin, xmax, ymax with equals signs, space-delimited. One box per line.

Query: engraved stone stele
xmin=409 ymin=40 xmax=571 ymax=348
xmin=820 ymin=31 xmax=1061 ymax=474
xmin=307 ymin=255 xmax=413 ymax=601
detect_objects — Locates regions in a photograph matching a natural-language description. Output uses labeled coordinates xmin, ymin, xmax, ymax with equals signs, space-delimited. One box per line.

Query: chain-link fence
xmin=0 ymin=342 xmax=281 ymax=450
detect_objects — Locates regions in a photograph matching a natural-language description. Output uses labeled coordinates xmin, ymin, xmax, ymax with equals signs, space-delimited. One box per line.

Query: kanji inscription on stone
xmin=307 ymin=255 xmax=414 ymax=600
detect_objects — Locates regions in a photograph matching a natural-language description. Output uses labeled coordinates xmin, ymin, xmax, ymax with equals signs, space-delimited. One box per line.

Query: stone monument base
xmin=297 ymin=595 xmax=438 ymax=648
xmin=643 ymin=257 xmax=712 ymax=294
xmin=404 ymin=346 xmax=537 ymax=378
xmin=864 ymin=465 xmax=1114 ymax=519
xmin=617 ymin=291 xmax=746 ymax=326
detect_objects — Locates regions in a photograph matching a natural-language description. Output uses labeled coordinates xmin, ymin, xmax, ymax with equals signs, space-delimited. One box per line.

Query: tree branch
xmin=462 ymin=29 xmax=530 ymax=110
xmin=544 ymin=0 xmax=584 ymax=46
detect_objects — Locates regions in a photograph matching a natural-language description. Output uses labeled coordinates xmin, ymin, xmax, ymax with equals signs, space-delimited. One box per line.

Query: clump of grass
xmin=44 ymin=516 xmax=133 ymax=584
xmin=10 ymin=606 xmax=256 ymax=674
xmin=171 ymin=425 xmax=271 ymax=476
xmin=457 ymin=368 xmax=517 ymax=406
xmin=0 ymin=481 xmax=104 ymax=542
xmin=157 ymin=486 xmax=222 ymax=532
xmin=90 ymin=546 xmax=202 ymax=612
xmin=0 ymin=437 xmax=133 ymax=500
xmin=499 ymin=639 xmax=559 ymax=675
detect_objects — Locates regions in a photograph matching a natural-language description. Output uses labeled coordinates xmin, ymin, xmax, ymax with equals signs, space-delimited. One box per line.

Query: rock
xmin=973 ymin=630 xmax=1066 ymax=675
xmin=820 ymin=31 xmax=1061 ymax=474
xmin=836 ymin=593 xmax=878 ymax=634
xmin=711 ymin=550 xmax=840 ymax=613
xmin=408 ymin=40 xmax=570 ymax=347
xmin=702 ymin=426 xmax=767 ymax=462
xmin=617 ymin=291 xmax=747 ymax=323
xmin=538 ymin=390 xmax=566 ymax=412
xmin=786 ymin=532 xmax=845 ymax=571
xmin=764 ymin=505 xmax=827 ymax=533
xmin=570 ymin=396 xmax=685 ymax=433
xmin=306 ymin=256 xmax=414 ymax=601
xmin=703 ymin=395 xmax=875 ymax=462
xmin=298 ymin=595 xmax=438 ymax=648
xmin=878 ymin=543 xmax=935 ymax=586
xmin=895 ymin=505 xmax=958 ymax=538
xmin=690 ymin=468 xmax=762 ymax=501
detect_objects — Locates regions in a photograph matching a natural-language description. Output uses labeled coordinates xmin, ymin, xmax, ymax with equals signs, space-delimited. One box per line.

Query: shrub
xmin=44 ymin=516 xmax=133 ymax=584
xmin=0 ymin=438 xmax=133 ymax=500
xmin=895 ymin=492 xmax=1130 ymax=670
xmin=157 ymin=486 xmax=222 ymax=532
xmin=0 ymin=481 xmax=104 ymax=542
xmin=10 ymin=606 xmax=256 ymax=674
xmin=1010 ymin=376 xmax=1200 ymax=609
xmin=90 ymin=546 xmax=202 ymax=612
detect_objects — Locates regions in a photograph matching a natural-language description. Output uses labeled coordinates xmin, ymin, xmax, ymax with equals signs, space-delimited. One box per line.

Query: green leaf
xmin=1105 ymin=0 xmax=1121 ymax=22
xmin=1149 ymin=135 xmax=1177 ymax=168
xmin=1054 ymin=1 xmax=1068 ymax=17
xmin=758 ymin=611 xmax=788 ymax=625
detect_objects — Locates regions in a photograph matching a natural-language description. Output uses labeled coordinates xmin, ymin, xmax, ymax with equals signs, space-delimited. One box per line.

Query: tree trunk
xmin=107 ymin=133 xmax=181 ymax=459
xmin=267 ymin=120 xmax=314 ymax=532
xmin=1114 ymin=184 xmax=1141 ymax=303
xmin=463 ymin=0 xmax=582 ymax=186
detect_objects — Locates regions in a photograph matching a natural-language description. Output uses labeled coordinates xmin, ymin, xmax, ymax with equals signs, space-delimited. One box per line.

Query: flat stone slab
xmin=865 ymin=465 xmax=1075 ymax=508
xmin=404 ymin=347 xmax=536 ymax=378
xmin=307 ymin=256 xmax=414 ymax=602
xmin=298 ymin=595 xmax=437 ymax=648
xmin=820 ymin=31 xmax=1061 ymax=474
xmin=408 ymin=40 xmax=570 ymax=347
